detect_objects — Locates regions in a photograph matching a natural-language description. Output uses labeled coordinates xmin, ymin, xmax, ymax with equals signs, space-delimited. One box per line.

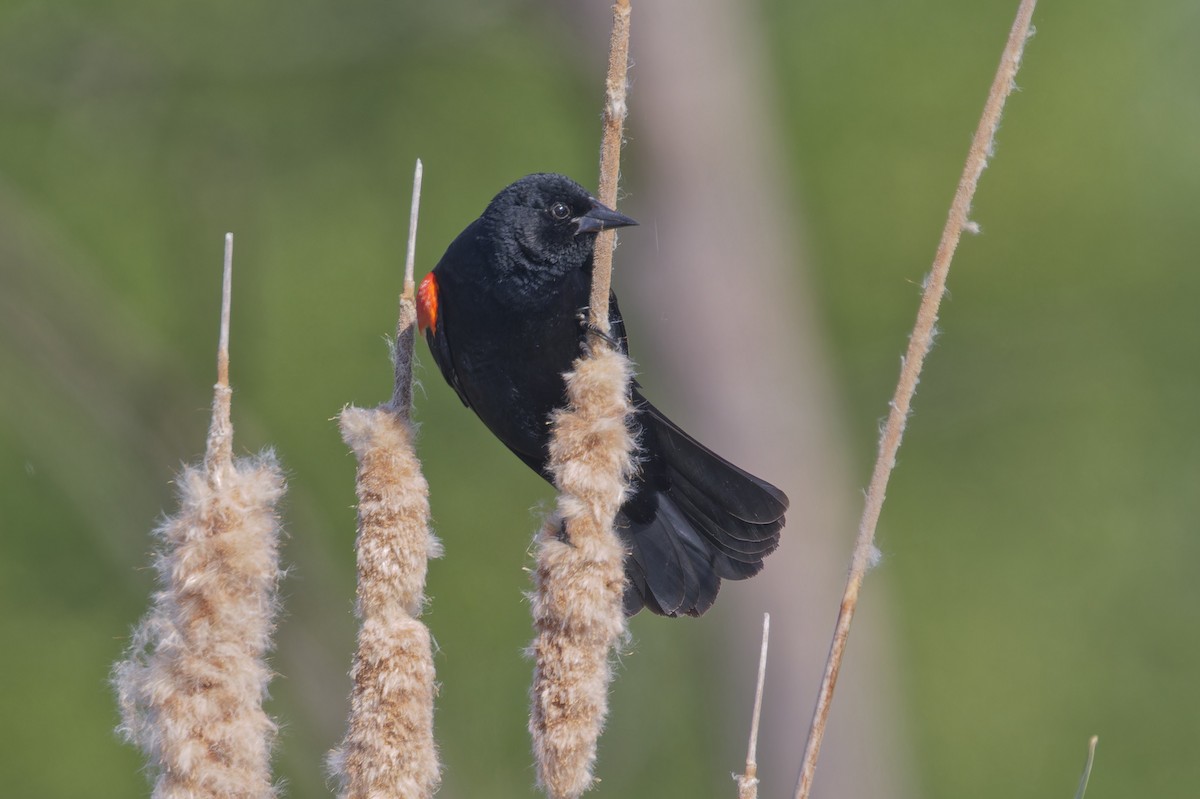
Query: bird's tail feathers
xmin=620 ymin=394 xmax=788 ymax=617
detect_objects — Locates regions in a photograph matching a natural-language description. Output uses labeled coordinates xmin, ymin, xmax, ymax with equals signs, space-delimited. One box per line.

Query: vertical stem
xmin=588 ymin=0 xmax=632 ymax=335
xmin=792 ymin=2 xmax=1038 ymax=797
xmin=392 ymin=160 xmax=424 ymax=416
xmin=403 ymin=159 xmax=424 ymax=302
xmin=737 ymin=613 xmax=771 ymax=799
xmin=217 ymin=232 xmax=232 ymax=389
xmin=207 ymin=233 xmax=235 ymax=477
xmin=746 ymin=613 xmax=770 ymax=772
xmin=1074 ymin=736 xmax=1099 ymax=799
xmin=529 ymin=9 xmax=636 ymax=797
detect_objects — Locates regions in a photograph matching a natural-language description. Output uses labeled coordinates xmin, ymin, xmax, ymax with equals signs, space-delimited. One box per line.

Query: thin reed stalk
xmin=528 ymin=3 xmax=636 ymax=798
xmin=736 ymin=613 xmax=771 ymax=799
xmin=793 ymin=3 xmax=1039 ymax=798
xmin=1074 ymin=736 xmax=1099 ymax=799
xmin=328 ymin=161 xmax=442 ymax=799
xmin=112 ymin=234 xmax=285 ymax=799
xmin=587 ymin=0 xmax=631 ymax=336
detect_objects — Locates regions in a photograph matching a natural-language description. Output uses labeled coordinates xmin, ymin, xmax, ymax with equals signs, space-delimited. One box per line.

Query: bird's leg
xmin=576 ymin=309 xmax=619 ymax=350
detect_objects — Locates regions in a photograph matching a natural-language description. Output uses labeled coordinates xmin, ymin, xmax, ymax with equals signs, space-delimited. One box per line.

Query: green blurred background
xmin=2 ymin=1 xmax=1197 ymax=797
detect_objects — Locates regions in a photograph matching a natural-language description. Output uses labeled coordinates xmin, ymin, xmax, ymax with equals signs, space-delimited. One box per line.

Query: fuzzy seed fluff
xmin=112 ymin=448 xmax=285 ymax=799
xmin=328 ymin=405 xmax=442 ymax=799
xmin=529 ymin=346 xmax=635 ymax=799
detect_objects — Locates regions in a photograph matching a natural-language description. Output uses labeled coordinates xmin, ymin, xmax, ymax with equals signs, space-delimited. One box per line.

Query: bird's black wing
xmin=424 ymin=325 xmax=470 ymax=408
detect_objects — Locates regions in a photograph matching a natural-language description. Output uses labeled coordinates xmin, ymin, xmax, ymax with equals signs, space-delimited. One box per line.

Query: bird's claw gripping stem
xmin=576 ymin=309 xmax=619 ymax=351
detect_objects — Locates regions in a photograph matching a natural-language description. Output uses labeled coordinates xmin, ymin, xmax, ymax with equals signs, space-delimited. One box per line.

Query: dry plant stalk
xmin=736 ymin=614 xmax=771 ymax=799
xmin=1075 ymin=736 xmax=1099 ymax=799
xmin=587 ymin=0 xmax=631 ymax=335
xmin=527 ymin=4 xmax=635 ymax=798
xmin=793 ymin=3 xmax=1039 ymax=798
xmin=112 ymin=234 xmax=285 ymax=799
xmin=328 ymin=161 xmax=442 ymax=799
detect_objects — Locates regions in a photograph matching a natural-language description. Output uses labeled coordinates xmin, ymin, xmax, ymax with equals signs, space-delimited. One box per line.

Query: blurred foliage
xmin=1 ymin=1 xmax=1197 ymax=798
xmin=763 ymin=1 xmax=1200 ymax=797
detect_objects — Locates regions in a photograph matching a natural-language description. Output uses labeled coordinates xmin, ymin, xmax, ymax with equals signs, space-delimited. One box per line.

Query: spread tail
xmin=619 ymin=393 xmax=788 ymax=617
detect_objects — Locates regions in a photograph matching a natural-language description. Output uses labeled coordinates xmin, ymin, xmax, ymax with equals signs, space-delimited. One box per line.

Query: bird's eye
xmin=549 ymin=201 xmax=571 ymax=220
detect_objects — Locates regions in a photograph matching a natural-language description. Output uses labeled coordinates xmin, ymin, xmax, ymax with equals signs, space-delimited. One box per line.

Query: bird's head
xmin=482 ymin=173 xmax=637 ymax=278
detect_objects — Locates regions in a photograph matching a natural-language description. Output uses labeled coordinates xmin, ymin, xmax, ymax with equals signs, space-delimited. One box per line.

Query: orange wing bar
xmin=416 ymin=272 xmax=439 ymax=335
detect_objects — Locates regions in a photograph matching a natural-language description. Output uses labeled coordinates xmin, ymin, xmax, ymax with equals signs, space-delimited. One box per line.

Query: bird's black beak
xmin=574 ymin=200 xmax=638 ymax=235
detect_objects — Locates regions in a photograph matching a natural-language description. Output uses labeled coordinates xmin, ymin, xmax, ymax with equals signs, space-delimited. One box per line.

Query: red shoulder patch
xmin=416 ymin=272 xmax=439 ymax=335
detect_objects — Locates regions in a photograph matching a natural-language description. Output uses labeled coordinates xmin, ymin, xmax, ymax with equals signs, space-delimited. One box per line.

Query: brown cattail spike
xmin=329 ymin=406 xmax=442 ymax=799
xmin=529 ymin=5 xmax=636 ymax=797
xmin=329 ymin=158 xmax=441 ymax=799
xmin=113 ymin=234 xmax=285 ymax=799
xmin=530 ymin=346 xmax=635 ymax=799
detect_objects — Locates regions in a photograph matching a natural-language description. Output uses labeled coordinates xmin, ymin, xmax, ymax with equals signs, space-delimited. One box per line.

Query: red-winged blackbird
xmin=418 ymin=173 xmax=787 ymax=617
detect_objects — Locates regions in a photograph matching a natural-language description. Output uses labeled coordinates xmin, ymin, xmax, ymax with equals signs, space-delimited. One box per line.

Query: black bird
xmin=418 ymin=173 xmax=787 ymax=617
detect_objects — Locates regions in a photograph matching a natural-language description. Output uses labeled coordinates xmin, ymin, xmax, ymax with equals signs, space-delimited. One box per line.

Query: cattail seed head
xmin=112 ymin=448 xmax=285 ymax=799
xmin=529 ymin=346 xmax=635 ymax=799
xmin=328 ymin=405 xmax=441 ymax=799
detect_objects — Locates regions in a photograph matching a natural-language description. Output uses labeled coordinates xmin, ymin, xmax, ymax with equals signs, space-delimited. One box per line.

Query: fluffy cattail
xmin=529 ymin=5 xmax=635 ymax=796
xmin=327 ymin=396 xmax=442 ymax=799
xmin=328 ymin=163 xmax=441 ymax=799
xmin=112 ymin=234 xmax=284 ymax=799
xmin=529 ymin=345 xmax=635 ymax=799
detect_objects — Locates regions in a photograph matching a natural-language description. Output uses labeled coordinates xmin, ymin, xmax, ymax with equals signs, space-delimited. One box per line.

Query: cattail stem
xmin=329 ymin=159 xmax=442 ymax=799
xmin=1074 ymin=736 xmax=1099 ymax=799
xmin=402 ymin=159 xmax=423 ymax=303
xmin=529 ymin=5 xmax=636 ymax=797
xmin=206 ymin=232 xmax=235 ymax=477
xmin=113 ymin=234 xmax=284 ymax=799
xmin=393 ymin=160 xmax=424 ymax=413
xmin=792 ymin=3 xmax=1038 ymax=798
xmin=588 ymin=0 xmax=631 ymax=336
xmin=217 ymin=232 xmax=233 ymax=388
xmin=736 ymin=613 xmax=771 ymax=799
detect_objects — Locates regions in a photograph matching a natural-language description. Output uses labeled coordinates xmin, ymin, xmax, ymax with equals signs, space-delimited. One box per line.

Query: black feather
xmin=421 ymin=173 xmax=791 ymax=617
